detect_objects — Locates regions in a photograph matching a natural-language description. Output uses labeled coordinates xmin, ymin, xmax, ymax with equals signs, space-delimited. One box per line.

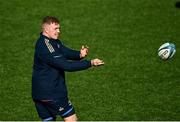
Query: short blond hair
xmin=41 ymin=16 xmax=60 ymax=31
xmin=42 ymin=16 xmax=60 ymax=25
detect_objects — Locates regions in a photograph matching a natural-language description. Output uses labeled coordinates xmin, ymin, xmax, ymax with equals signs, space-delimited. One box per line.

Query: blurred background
xmin=0 ymin=0 xmax=179 ymax=120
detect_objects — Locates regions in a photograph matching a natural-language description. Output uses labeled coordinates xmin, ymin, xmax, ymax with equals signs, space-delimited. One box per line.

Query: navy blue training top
xmin=32 ymin=33 xmax=91 ymax=100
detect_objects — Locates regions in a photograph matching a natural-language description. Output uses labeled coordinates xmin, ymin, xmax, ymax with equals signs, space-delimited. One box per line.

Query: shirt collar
xmin=40 ymin=32 xmax=60 ymax=42
xmin=40 ymin=32 xmax=51 ymax=40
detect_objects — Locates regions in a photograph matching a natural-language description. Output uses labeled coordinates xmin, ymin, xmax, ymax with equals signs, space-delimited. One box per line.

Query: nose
xmin=57 ymin=29 xmax=60 ymax=33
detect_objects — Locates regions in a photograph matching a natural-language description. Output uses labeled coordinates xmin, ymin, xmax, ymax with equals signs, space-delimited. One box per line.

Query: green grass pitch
xmin=0 ymin=0 xmax=180 ymax=120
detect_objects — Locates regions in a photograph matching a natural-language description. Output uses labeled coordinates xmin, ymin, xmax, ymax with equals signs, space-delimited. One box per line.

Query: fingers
xmin=81 ymin=45 xmax=85 ymax=49
xmin=98 ymin=60 xmax=105 ymax=65
xmin=81 ymin=45 xmax=89 ymax=49
xmin=91 ymin=59 xmax=105 ymax=66
xmin=81 ymin=45 xmax=104 ymax=66
xmin=80 ymin=45 xmax=89 ymax=58
xmin=96 ymin=60 xmax=104 ymax=65
xmin=85 ymin=45 xmax=89 ymax=49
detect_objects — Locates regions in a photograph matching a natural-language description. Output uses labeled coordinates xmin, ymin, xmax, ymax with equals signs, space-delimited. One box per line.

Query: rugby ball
xmin=158 ymin=42 xmax=176 ymax=60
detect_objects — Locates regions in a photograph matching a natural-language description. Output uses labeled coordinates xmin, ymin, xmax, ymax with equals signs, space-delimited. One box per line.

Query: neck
xmin=42 ymin=31 xmax=50 ymax=39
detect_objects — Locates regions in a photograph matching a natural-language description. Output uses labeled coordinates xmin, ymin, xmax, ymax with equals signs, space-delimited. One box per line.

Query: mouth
xmin=55 ymin=34 xmax=59 ymax=37
xmin=56 ymin=34 xmax=60 ymax=39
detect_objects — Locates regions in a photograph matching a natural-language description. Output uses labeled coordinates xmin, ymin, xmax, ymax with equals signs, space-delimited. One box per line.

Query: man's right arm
xmin=39 ymin=52 xmax=92 ymax=72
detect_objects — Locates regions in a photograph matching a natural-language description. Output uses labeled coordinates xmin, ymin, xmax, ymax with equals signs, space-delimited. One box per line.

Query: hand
xmin=80 ymin=45 xmax=89 ymax=58
xmin=91 ymin=59 xmax=105 ymax=66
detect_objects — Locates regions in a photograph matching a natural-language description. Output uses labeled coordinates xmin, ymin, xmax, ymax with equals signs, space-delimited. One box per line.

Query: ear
xmin=43 ymin=24 xmax=49 ymax=33
xmin=45 ymin=28 xmax=49 ymax=33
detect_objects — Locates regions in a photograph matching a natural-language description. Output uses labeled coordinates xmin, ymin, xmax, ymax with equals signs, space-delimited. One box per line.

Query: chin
xmin=52 ymin=37 xmax=58 ymax=40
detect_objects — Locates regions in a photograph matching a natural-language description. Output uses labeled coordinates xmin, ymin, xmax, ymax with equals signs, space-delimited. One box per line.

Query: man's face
xmin=44 ymin=23 xmax=60 ymax=39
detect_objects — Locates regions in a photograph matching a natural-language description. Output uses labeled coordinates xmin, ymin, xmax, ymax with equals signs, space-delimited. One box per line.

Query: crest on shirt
xmin=59 ymin=107 xmax=64 ymax=111
xmin=45 ymin=39 xmax=55 ymax=53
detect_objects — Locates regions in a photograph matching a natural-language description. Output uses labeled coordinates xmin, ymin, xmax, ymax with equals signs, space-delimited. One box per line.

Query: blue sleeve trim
xmin=43 ymin=117 xmax=54 ymax=121
xmin=62 ymin=107 xmax=73 ymax=116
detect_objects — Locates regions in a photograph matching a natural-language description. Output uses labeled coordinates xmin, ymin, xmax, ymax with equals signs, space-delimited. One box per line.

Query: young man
xmin=32 ymin=16 xmax=104 ymax=121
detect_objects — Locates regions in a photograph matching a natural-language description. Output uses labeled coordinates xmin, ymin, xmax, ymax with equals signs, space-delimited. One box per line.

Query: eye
xmin=55 ymin=27 xmax=60 ymax=30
